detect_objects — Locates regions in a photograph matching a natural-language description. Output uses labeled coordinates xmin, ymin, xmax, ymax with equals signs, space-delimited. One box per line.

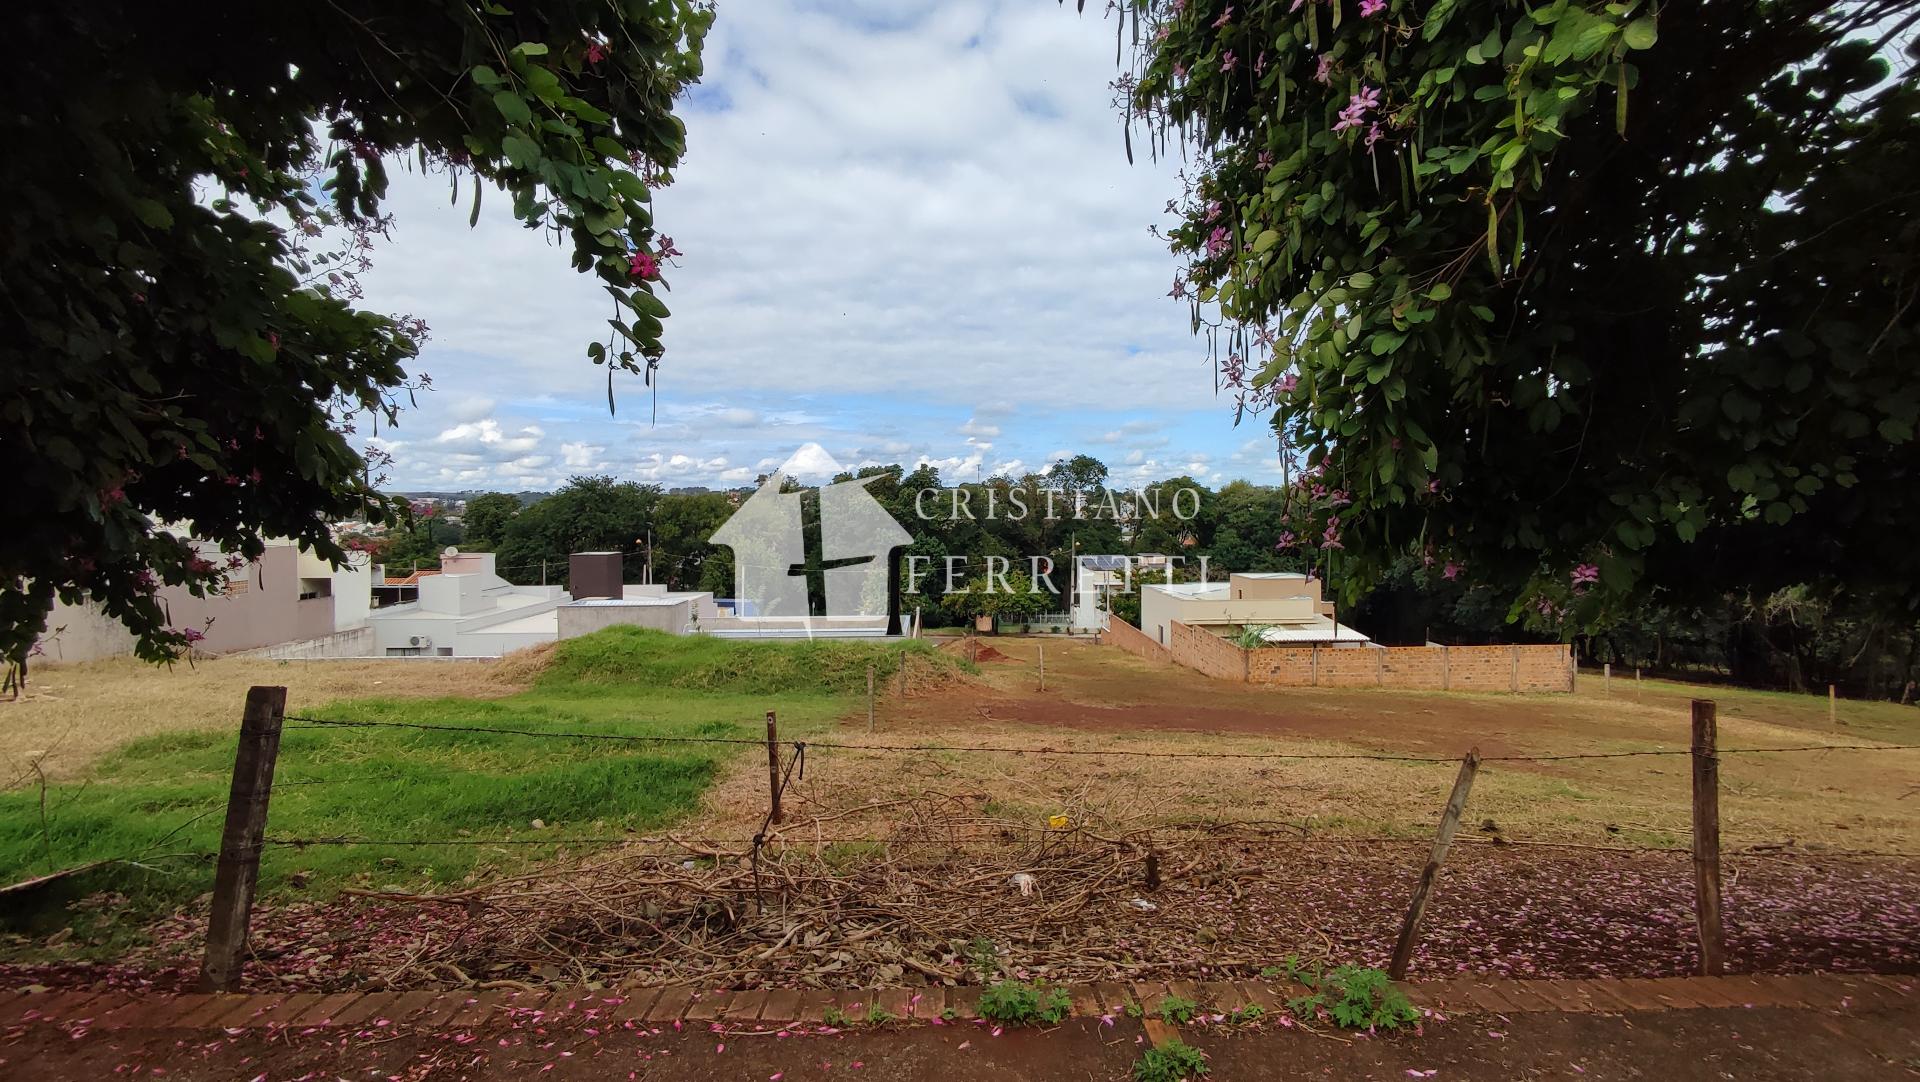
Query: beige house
xmin=36 ymin=539 xmax=372 ymax=663
xmin=1138 ymin=572 xmax=1368 ymax=648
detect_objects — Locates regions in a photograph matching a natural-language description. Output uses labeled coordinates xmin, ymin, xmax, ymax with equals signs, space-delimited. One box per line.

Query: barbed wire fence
xmin=179 ymin=685 xmax=1920 ymax=991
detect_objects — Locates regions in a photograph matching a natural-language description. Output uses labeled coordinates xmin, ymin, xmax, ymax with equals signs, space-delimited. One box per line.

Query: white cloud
xmin=345 ymin=2 xmax=1267 ymax=492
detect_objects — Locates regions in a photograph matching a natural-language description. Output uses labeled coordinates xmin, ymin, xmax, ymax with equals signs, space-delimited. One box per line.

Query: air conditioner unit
xmin=409 ymin=635 xmax=434 ymax=648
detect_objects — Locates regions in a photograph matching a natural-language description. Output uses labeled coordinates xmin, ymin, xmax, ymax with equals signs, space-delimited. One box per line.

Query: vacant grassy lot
xmin=699 ymin=637 xmax=1920 ymax=856
xmin=0 ymin=629 xmax=947 ymax=915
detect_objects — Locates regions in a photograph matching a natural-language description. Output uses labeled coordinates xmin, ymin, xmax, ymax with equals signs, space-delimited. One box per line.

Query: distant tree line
xmin=365 ymin=453 xmax=1920 ymax=703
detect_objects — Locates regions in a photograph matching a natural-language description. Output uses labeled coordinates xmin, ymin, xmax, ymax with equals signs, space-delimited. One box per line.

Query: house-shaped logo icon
xmin=709 ymin=444 xmax=912 ymax=621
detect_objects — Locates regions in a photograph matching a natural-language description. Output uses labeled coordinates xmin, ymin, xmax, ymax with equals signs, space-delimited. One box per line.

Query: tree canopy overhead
xmin=2 ymin=1 xmax=711 ymax=676
xmin=1118 ymin=0 xmax=1920 ymax=629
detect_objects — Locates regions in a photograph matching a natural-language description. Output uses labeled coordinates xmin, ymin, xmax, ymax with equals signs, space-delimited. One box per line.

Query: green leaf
xmin=1253 ymin=229 xmax=1281 ymax=253
xmin=132 ymin=199 xmax=173 ymax=229
xmin=470 ymin=65 xmax=503 ymax=86
xmin=512 ymin=41 xmax=550 ymax=56
xmin=1349 ymin=271 xmax=1376 ymax=290
xmin=1622 ymin=17 xmax=1658 ymax=50
xmin=1427 ymin=282 xmax=1452 ymax=302
xmin=501 ymin=133 xmax=541 ymax=170
xmin=493 ymin=91 xmax=533 ymax=126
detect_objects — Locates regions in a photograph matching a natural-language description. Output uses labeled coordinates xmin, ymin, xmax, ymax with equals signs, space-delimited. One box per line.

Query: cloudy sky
xmin=352 ymin=0 xmax=1286 ymax=493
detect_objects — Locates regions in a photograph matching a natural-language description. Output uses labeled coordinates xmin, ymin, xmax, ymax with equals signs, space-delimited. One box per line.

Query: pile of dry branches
xmin=350 ymin=796 xmax=1236 ymax=989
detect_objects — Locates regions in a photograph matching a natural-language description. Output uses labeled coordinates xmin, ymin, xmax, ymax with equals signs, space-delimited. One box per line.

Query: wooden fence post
xmin=1636 ymin=667 xmax=1643 ymax=697
xmin=1829 ymin=684 xmax=1837 ymax=724
xmin=1037 ymin=643 xmax=1045 ymax=692
xmin=1442 ymin=645 xmax=1451 ymax=691
xmin=199 ymin=685 xmax=287 ymax=992
xmin=1604 ymin=662 xmax=1611 ymax=694
xmin=1691 ymin=699 xmax=1725 ymax=975
xmin=1389 ymin=747 xmax=1481 ymax=980
xmin=866 ymin=664 xmax=875 ymax=733
xmin=765 ymin=710 xmax=783 ymax=825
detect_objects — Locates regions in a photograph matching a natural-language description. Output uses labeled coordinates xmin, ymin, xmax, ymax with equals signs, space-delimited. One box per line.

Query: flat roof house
xmin=366 ymin=550 xmax=567 ymax=657
xmin=1139 ymin=572 xmax=1368 ymax=648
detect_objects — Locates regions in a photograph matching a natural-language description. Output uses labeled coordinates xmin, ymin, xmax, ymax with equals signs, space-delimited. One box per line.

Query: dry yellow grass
xmin=698 ymin=636 xmax=1920 ymax=855
xmin=0 ymin=654 xmax=534 ymax=783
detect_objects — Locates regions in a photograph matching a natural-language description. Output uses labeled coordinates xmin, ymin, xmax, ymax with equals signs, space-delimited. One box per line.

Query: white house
xmin=366 ymin=550 xmax=567 ymax=657
xmin=1070 ymin=554 xmax=1131 ymax=632
xmin=1139 ymin=572 xmax=1369 ymax=647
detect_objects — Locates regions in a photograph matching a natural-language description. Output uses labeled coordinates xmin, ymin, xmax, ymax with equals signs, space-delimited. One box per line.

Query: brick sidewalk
xmin=11 ymin=972 xmax=1913 ymax=1034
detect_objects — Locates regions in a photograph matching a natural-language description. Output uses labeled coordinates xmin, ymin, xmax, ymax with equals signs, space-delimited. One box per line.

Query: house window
xmin=298 ymin=578 xmax=333 ymax=601
xmin=1157 ymin=625 xmax=1165 ymax=644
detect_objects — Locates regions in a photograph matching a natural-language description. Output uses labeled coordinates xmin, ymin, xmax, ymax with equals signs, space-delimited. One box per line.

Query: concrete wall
xmin=1097 ymin=615 xmax=1173 ymax=665
xmin=557 ymin=599 xmax=694 ymax=638
xmin=1164 ymin=621 xmax=1573 ymax=693
xmin=250 ymin=625 xmax=376 ymax=660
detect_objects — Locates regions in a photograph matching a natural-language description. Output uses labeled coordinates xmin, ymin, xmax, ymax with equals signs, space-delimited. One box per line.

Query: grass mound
xmin=0 ymin=629 xmax=964 ymax=929
xmin=538 ymin=626 xmax=960 ymax=695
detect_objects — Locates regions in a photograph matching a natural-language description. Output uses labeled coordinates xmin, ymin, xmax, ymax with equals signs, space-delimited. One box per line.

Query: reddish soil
xmin=7 ymin=1002 xmax=1919 ymax=1081
xmin=974 ymin=696 xmax=1518 ymax=757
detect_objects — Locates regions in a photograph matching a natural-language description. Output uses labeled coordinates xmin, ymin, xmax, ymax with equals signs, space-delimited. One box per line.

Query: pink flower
xmin=628 ymin=250 xmax=660 ymax=280
xmin=1173 ymin=61 xmax=1187 ymax=80
xmin=1213 ymin=6 xmax=1234 ymax=28
xmin=1314 ymin=54 xmax=1333 ymax=84
xmin=1279 ymin=372 xmax=1299 ymax=393
xmin=1206 ymin=225 xmax=1231 ymax=258
xmin=1156 ymin=25 xmax=1171 ymax=41
xmin=1443 ymin=561 xmax=1463 ymax=580
xmin=585 ymin=41 xmax=608 ymax=64
xmin=1169 ymin=276 xmax=1187 ymax=299
xmin=1365 ymin=121 xmax=1385 ymax=149
xmin=655 ymin=235 xmax=683 ymax=260
xmin=1361 ymin=0 xmax=1387 ymax=16
xmin=1572 ymin=563 xmax=1600 ymax=586
xmin=1220 ymin=51 xmax=1238 ymax=73
xmin=1275 ymin=530 xmax=1297 ymax=550
xmin=1334 ymin=85 xmax=1382 ymax=133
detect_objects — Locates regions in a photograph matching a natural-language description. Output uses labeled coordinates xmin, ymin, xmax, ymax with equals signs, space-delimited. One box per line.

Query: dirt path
xmin=7 ymin=1000 xmax=1917 ymax=1080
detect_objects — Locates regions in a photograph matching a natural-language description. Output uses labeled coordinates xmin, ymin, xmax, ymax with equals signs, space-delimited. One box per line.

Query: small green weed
xmin=1123 ymin=1000 xmax=1144 ymax=1019
xmin=967 ymin=936 xmax=999 ymax=981
xmin=1157 ymin=994 xmax=1199 ymax=1025
xmin=865 ymin=1004 xmax=896 ymax=1025
xmin=1133 ymin=1040 xmax=1209 ymax=1082
xmin=1227 ymin=1004 xmax=1265 ymax=1025
xmin=1283 ymin=962 xmax=1418 ymax=1030
xmin=822 ymin=1005 xmax=852 ymax=1027
xmin=978 ymin=979 xmax=1072 ymax=1026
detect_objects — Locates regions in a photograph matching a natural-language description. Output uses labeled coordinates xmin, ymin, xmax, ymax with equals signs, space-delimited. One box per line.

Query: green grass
xmin=0 ymin=628 xmax=950 ymax=933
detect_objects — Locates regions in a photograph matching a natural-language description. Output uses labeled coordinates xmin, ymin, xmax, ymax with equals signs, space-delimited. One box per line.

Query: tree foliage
xmin=1120 ymin=0 xmax=1920 ymax=628
xmin=2 ymin=1 xmax=711 ymax=676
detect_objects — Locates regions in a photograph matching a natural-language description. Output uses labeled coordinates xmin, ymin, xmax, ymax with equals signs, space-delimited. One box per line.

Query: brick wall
xmin=1168 ymin=620 xmax=1248 ymax=680
xmin=1098 ymin=615 xmax=1174 ymax=665
xmin=1162 ymin=623 xmax=1572 ymax=692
